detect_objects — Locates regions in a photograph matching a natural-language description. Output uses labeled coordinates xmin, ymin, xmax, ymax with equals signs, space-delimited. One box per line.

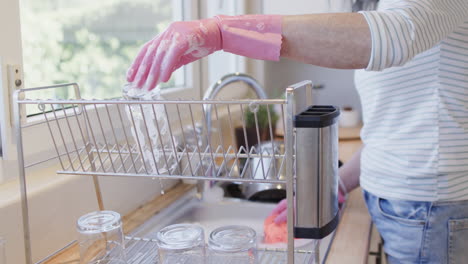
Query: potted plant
xmin=235 ymin=104 xmax=279 ymax=151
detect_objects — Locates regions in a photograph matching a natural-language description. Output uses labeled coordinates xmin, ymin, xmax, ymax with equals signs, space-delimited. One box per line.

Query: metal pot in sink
xmin=241 ymin=141 xmax=286 ymax=202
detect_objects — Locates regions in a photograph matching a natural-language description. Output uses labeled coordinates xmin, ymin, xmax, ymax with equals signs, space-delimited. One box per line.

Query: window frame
xmin=0 ymin=0 xmax=24 ymax=184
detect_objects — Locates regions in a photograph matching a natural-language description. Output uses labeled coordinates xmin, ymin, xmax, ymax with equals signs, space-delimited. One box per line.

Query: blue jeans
xmin=363 ymin=190 xmax=468 ymax=264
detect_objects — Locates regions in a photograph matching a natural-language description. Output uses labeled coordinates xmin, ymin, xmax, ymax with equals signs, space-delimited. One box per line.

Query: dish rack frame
xmin=13 ymin=80 xmax=317 ymax=264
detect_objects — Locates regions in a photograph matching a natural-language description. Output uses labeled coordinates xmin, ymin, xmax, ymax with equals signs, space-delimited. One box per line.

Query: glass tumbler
xmin=77 ymin=211 xmax=126 ymax=264
xmin=156 ymin=224 xmax=205 ymax=264
xmin=122 ymin=83 xmax=176 ymax=175
xmin=207 ymin=225 xmax=257 ymax=264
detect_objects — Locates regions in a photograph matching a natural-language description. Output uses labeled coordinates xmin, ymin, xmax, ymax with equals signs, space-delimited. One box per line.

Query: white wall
xmin=259 ymin=0 xmax=362 ymax=113
xmin=263 ymin=0 xmax=330 ymax=14
xmin=0 ymin=0 xmax=23 ymax=184
xmin=264 ymin=59 xmax=362 ymax=113
xmin=263 ymin=0 xmax=353 ymax=14
xmin=0 ymin=1 xmax=25 ymax=262
xmin=200 ymin=0 xmax=360 ymax=110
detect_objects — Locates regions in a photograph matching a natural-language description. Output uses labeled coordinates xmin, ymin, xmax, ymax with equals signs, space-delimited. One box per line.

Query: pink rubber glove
xmin=271 ymin=189 xmax=347 ymax=224
xmin=126 ymin=15 xmax=282 ymax=90
xmin=271 ymin=199 xmax=288 ymax=224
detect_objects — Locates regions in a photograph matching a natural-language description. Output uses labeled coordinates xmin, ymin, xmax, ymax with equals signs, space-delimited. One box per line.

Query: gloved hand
xmin=126 ymin=15 xmax=282 ymax=90
xmin=270 ymin=188 xmax=348 ymax=224
xmin=270 ymin=199 xmax=288 ymax=224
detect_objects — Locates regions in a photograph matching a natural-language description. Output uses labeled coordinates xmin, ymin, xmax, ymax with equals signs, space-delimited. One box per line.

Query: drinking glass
xmin=122 ymin=83 xmax=175 ymax=175
xmin=207 ymin=225 xmax=257 ymax=264
xmin=76 ymin=211 xmax=126 ymax=264
xmin=156 ymin=224 xmax=205 ymax=264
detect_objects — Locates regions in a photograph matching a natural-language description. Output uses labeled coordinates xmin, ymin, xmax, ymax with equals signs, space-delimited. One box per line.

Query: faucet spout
xmin=203 ymin=73 xmax=267 ymax=146
xmin=203 ymin=73 xmax=267 ymax=101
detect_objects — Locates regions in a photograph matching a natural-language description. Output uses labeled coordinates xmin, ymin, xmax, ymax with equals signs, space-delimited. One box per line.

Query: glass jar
xmin=156 ymin=224 xmax=205 ymax=264
xmin=207 ymin=225 xmax=257 ymax=264
xmin=76 ymin=211 xmax=126 ymax=264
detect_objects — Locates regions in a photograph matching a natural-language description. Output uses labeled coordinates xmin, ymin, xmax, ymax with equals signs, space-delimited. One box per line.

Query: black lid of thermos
xmin=293 ymin=105 xmax=340 ymax=128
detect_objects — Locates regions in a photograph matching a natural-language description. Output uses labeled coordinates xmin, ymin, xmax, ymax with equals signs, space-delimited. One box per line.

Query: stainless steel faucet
xmin=203 ymin=72 xmax=267 ymax=143
xmin=201 ymin=73 xmax=267 ymax=191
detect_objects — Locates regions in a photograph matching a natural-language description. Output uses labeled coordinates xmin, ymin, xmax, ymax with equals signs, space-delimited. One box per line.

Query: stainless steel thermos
xmin=293 ymin=105 xmax=340 ymax=239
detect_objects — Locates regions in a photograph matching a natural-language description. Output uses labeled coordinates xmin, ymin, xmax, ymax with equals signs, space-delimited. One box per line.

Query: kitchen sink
xmin=131 ymin=189 xmax=276 ymax=239
xmin=127 ymin=188 xmax=335 ymax=264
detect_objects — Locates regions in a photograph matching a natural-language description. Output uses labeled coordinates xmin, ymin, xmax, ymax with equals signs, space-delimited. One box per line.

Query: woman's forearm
xmin=339 ymin=146 xmax=362 ymax=193
xmin=281 ymin=13 xmax=371 ymax=69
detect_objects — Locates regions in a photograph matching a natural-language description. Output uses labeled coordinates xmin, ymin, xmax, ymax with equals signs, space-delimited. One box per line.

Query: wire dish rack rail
xmin=14 ymin=80 xmax=317 ymax=264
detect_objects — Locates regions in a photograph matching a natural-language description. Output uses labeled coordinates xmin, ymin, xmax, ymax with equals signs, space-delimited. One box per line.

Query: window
xmin=2 ymin=0 xmax=246 ymax=180
xmin=20 ymin=0 xmax=194 ymax=105
xmin=0 ymin=0 xmax=200 ymax=181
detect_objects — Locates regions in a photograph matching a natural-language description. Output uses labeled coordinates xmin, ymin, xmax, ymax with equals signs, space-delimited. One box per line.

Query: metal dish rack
xmin=123 ymin=236 xmax=315 ymax=264
xmin=14 ymin=80 xmax=316 ymax=264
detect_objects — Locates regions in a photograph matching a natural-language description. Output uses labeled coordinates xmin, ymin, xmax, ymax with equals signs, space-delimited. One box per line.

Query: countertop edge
xmin=325 ymin=140 xmax=371 ymax=264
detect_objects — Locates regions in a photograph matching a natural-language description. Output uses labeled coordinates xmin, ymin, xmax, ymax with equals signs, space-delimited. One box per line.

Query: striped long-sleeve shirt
xmin=355 ymin=0 xmax=468 ymax=201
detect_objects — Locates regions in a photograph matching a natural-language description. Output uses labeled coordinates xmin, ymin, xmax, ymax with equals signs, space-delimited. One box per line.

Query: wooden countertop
xmin=326 ymin=139 xmax=371 ymax=264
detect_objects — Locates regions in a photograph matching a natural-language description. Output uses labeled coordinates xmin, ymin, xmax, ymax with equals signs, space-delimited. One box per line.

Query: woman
xmin=127 ymin=1 xmax=468 ymax=263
